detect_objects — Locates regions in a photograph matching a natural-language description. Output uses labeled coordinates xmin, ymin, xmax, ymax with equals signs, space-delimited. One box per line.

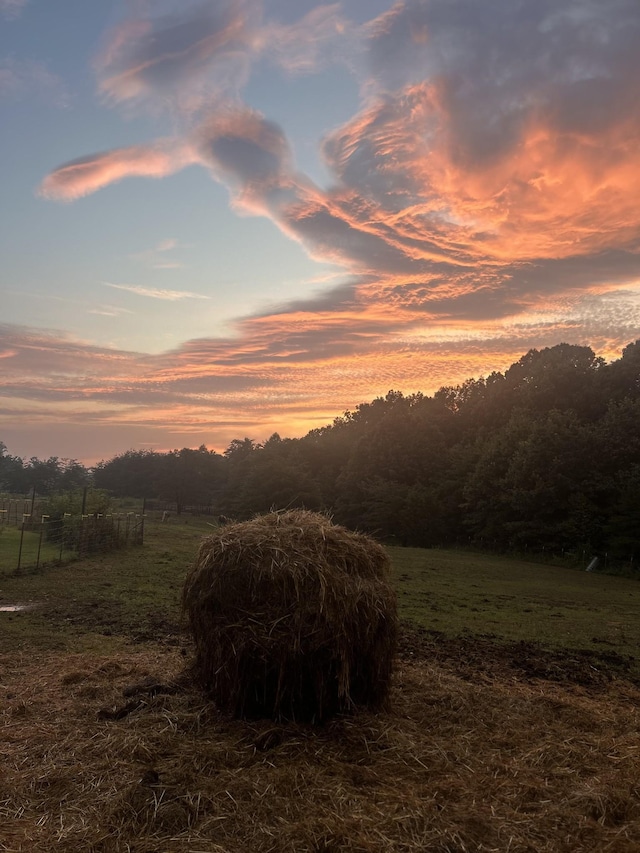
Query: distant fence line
xmin=0 ymin=498 xmax=40 ymax=527
xmin=144 ymin=500 xmax=216 ymax=516
xmin=0 ymin=496 xmax=215 ymax=523
xmin=453 ymin=536 xmax=637 ymax=577
xmin=1 ymin=513 xmax=145 ymax=573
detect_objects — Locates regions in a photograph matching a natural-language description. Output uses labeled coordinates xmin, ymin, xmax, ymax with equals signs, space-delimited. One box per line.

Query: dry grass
xmin=183 ymin=510 xmax=397 ymax=721
xmin=2 ymin=638 xmax=640 ymax=853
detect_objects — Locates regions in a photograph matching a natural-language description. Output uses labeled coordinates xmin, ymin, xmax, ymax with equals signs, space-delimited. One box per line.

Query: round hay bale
xmin=182 ymin=510 xmax=398 ymax=722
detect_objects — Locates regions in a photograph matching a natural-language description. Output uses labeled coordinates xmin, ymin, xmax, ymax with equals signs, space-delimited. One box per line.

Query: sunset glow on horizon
xmin=2 ymin=0 xmax=640 ymax=464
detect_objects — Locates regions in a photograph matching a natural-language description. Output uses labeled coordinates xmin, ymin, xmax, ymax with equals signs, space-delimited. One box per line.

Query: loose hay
xmin=3 ymin=642 xmax=640 ymax=853
xmin=182 ymin=510 xmax=398 ymax=721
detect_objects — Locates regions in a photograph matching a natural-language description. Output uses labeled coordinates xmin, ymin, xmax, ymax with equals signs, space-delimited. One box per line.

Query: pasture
xmin=1 ymin=519 xmax=639 ymax=852
xmin=0 ymin=526 xmax=62 ymax=573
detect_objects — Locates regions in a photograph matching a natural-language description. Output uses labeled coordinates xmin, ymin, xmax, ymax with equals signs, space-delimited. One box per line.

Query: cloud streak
xmin=130 ymin=238 xmax=192 ymax=270
xmin=94 ymin=1 xmax=353 ymax=113
xmin=95 ymin=0 xmax=256 ymax=110
xmin=2 ymin=286 xmax=638 ymax=457
xmin=39 ymin=140 xmax=196 ymax=201
xmin=103 ymin=282 xmax=209 ymax=301
xmin=0 ymin=58 xmax=69 ymax=105
xmin=0 ymin=0 xmax=27 ymax=20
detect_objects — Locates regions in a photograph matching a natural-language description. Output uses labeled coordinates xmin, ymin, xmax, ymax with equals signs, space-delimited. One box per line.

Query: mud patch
xmin=398 ymin=623 xmax=637 ymax=689
xmin=43 ymin=598 xmax=185 ymax=644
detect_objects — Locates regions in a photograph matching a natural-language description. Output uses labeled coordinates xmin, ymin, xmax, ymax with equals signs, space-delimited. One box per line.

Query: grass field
xmin=0 ymin=526 xmax=62 ymax=573
xmin=1 ymin=519 xmax=640 ymax=852
xmin=389 ymin=545 xmax=640 ymax=663
xmin=2 ymin=521 xmax=639 ymax=666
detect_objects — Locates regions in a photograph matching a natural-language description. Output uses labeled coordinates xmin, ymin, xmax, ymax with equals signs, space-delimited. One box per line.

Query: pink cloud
xmin=2 ymin=295 xmax=638 ymax=461
xmin=353 ymin=0 xmax=640 ymax=262
xmin=260 ymin=5 xmax=354 ymax=75
xmin=39 ymin=0 xmax=640 ymax=358
xmin=38 ymin=140 xmax=196 ymax=201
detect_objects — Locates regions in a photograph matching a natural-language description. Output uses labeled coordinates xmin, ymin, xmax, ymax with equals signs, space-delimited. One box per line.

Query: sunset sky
xmin=2 ymin=0 xmax=640 ymax=464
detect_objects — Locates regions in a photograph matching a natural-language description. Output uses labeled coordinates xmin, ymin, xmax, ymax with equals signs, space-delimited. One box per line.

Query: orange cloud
xmin=43 ymin=0 xmax=640 ymax=313
xmin=2 ymin=281 xmax=638 ymax=461
xmin=30 ymin=0 xmax=640 ymax=464
xmin=39 ymin=141 xmax=196 ymax=201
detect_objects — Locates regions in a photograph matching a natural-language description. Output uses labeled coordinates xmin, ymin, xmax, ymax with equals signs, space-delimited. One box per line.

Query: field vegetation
xmin=1 ymin=519 xmax=639 ymax=851
xmin=0 ymin=527 xmax=60 ymax=571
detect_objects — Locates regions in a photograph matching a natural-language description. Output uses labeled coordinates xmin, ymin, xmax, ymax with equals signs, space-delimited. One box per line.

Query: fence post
xmin=36 ymin=524 xmax=44 ymax=569
xmin=16 ymin=522 xmax=25 ymax=572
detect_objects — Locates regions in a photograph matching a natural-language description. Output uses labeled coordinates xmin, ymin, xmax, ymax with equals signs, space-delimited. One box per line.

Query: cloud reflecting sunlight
xmin=3 ymin=0 xmax=640 ymax=460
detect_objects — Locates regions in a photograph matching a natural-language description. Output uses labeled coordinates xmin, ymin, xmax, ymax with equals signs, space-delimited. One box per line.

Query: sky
xmin=1 ymin=0 xmax=640 ymax=464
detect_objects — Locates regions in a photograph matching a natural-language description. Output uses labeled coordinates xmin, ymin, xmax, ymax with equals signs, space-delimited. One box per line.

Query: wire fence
xmin=0 ymin=512 xmax=145 ymax=573
xmin=0 ymin=499 xmax=41 ymax=527
xmin=449 ymin=536 xmax=638 ymax=578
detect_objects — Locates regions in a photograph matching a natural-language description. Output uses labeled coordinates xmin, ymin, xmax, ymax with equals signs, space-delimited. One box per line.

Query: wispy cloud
xmin=259 ymin=5 xmax=354 ymax=75
xmin=95 ymin=0 xmax=257 ymax=111
xmin=0 ymin=58 xmax=70 ymax=106
xmin=44 ymin=0 xmax=640 ymax=313
xmin=131 ymin=238 xmax=192 ymax=270
xmin=87 ymin=305 xmax=135 ymax=318
xmin=39 ymin=140 xmax=196 ymax=201
xmin=1 ymin=294 xmax=637 ymax=458
xmin=103 ymin=282 xmax=210 ymax=301
xmin=0 ymin=0 xmax=27 ymax=20
xmin=94 ymin=1 xmax=353 ymax=113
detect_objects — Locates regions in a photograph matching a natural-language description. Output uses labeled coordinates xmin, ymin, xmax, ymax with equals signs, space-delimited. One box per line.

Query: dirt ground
xmin=2 ymin=627 xmax=640 ymax=853
xmin=397 ymin=625 xmax=637 ymax=689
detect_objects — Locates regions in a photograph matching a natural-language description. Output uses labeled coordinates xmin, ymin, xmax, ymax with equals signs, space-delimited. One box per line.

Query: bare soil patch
xmin=398 ymin=624 xmax=637 ymax=689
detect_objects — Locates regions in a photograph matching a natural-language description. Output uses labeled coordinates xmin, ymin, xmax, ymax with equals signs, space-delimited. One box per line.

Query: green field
xmin=0 ymin=526 xmax=63 ymax=572
xmin=389 ymin=545 xmax=640 ymax=659
xmin=1 ymin=518 xmax=638 ymax=672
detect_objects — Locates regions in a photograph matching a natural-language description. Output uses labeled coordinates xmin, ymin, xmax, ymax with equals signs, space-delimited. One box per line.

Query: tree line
xmin=2 ymin=340 xmax=639 ymax=560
